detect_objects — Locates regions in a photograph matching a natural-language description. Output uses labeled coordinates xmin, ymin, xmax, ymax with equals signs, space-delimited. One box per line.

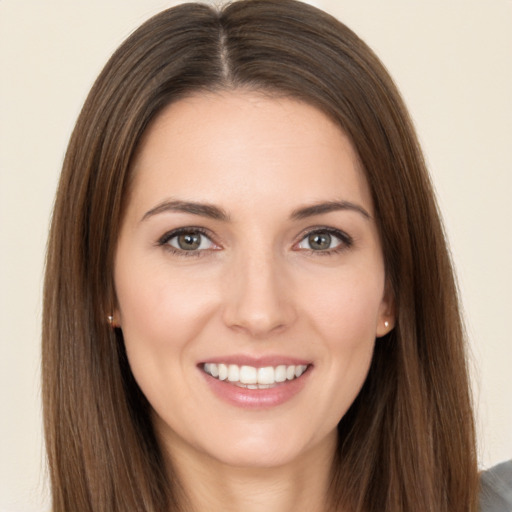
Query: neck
xmin=165 ymin=433 xmax=338 ymax=512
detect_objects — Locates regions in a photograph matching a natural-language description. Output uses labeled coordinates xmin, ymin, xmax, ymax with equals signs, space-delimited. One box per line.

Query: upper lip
xmin=198 ymin=355 xmax=312 ymax=367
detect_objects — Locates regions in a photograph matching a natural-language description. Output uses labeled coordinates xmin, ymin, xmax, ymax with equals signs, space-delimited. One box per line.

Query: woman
xmin=42 ymin=0 xmax=480 ymax=510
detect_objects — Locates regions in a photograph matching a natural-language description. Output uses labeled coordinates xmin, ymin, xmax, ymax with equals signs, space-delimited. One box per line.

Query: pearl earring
xmin=384 ymin=320 xmax=390 ymax=328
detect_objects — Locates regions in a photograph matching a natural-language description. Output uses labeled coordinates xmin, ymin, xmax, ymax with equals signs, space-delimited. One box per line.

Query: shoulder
xmin=480 ymin=460 xmax=512 ymax=512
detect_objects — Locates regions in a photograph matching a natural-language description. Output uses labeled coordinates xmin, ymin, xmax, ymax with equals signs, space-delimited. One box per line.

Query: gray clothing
xmin=480 ymin=460 xmax=512 ymax=511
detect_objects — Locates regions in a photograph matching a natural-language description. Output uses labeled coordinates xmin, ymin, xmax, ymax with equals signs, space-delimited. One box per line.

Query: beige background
xmin=1 ymin=0 xmax=511 ymax=510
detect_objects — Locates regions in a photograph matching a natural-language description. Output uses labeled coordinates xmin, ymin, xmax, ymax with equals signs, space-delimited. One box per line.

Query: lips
xmin=203 ymin=363 xmax=308 ymax=388
xmin=199 ymin=358 xmax=312 ymax=408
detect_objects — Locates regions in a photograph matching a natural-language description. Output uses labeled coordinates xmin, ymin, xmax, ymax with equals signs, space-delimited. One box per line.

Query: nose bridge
xmin=223 ymin=243 xmax=295 ymax=336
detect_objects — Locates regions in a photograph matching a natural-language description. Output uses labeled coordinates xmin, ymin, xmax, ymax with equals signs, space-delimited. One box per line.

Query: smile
xmin=202 ymin=363 xmax=309 ymax=389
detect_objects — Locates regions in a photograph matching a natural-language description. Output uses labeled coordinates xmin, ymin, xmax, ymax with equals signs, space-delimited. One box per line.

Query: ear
xmin=375 ymin=280 xmax=396 ymax=338
xmin=108 ymin=284 xmax=121 ymax=328
xmin=107 ymin=307 xmax=122 ymax=329
xmin=111 ymin=309 xmax=121 ymax=328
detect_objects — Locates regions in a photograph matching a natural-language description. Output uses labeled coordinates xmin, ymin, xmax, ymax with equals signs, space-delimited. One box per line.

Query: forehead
xmin=127 ymin=90 xmax=373 ymax=218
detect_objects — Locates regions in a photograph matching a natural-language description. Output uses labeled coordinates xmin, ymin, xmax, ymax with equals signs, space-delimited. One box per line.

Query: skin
xmin=113 ymin=90 xmax=394 ymax=512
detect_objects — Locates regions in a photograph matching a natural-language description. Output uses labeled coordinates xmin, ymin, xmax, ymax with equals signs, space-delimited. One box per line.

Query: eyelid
xmin=157 ymin=226 xmax=221 ymax=255
xmin=293 ymin=226 xmax=353 ymax=253
xmin=156 ymin=225 xmax=353 ymax=257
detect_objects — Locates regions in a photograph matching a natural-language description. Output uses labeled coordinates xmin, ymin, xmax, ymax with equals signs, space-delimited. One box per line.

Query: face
xmin=114 ymin=91 xmax=394 ymax=471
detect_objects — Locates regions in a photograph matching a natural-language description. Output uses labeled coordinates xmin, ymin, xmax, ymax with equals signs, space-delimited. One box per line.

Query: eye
xmin=159 ymin=228 xmax=216 ymax=253
xmin=296 ymin=228 xmax=351 ymax=253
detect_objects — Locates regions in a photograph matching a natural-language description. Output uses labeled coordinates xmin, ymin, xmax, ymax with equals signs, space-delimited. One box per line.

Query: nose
xmin=222 ymin=250 xmax=297 ymax=338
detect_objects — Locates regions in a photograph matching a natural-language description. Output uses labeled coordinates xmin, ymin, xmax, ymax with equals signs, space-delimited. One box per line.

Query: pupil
xmin=309 ymin=233 xmax=331 ymax=250
xmin=178 ymin=233 xmax=201 ymax=250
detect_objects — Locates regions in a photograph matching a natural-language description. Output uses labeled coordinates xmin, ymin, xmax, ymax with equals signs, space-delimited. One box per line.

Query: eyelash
xmin=157 ymin=227 xmax=216 ymax=258
xmin=156 ymin=226 xmax=353 ymax=258
xmin=295 ymin=227 xmax=353 ymax=256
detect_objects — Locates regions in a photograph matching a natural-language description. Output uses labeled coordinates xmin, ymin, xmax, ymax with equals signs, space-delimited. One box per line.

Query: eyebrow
xmin=290 ymin=200 xmax=371 ymax=221
xmin=141 ymin=198 xmax=371 ymax=223
xmin=141 ymin=199 xmax=231 ymax=222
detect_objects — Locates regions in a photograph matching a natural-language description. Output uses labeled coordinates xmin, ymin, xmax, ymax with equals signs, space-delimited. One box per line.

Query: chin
xmin=197 ymin=423 xmax=336 ymax=471
xmin=210 ymin=446 xmax=305 ymax=470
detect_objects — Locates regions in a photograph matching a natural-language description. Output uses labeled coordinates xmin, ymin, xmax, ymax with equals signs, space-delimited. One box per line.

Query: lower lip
xmin=200 ymin=368 xmax=311 ymax=409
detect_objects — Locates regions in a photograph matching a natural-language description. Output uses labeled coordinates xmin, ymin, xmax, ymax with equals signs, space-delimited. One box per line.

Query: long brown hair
xmin=42 ymin=1 xmax=478 ymax=510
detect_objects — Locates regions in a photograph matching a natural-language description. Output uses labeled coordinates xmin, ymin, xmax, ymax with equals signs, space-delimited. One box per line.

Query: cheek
xmin=116 ymin=262 xmax=215 ymax=340
xmin=307 ymin=278 xmax=382 ymax=418
xmin=303 ymin=270 xmax=383 ymax=406
xmin=115 ymin=266 xmax=219 ymax=409
xmin=114 ymin=264 xmax=220 ymax=395
xmin=304 ymin=272 xmax=385 ymax=344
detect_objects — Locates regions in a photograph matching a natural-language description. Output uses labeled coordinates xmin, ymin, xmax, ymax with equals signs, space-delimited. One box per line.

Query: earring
xmin=384 ymin=320 xmax=390 ymax=328
xmin=107 ymin=315 xmax=116 ymax=327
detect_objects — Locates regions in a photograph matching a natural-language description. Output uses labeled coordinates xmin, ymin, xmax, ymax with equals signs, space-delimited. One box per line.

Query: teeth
xmin=218 ymin=363 xmax=228 ymax=381
xmin=257 ymin=366 xmax=275 ymax=385
xmin=275 ymin=365 xmax=287 ymax=382
xmin=239 ymin=365 xmax=257 ymax=384
xmin=203 ymin=363 xmax=308 ymax=386
xmin=227 ymin=364 xmax=239 ymax=382
xmin=295 ymin=365 xmax=307 ymax=378
xmin=235 ymin=383 xmax=273 ymax=390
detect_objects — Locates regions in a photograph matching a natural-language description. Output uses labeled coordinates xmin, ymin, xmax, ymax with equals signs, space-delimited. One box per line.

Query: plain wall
xmin=0 ymin=0 xmax=510 ymax=510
